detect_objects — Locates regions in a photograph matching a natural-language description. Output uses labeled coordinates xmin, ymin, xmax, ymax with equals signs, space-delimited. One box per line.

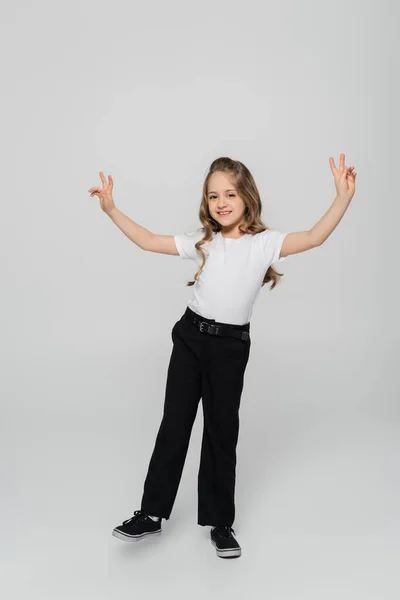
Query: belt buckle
xmin=199 ymin=321 xmax=207 ymax=333
xmin=199 ymin=321 xmax=219 ymax=335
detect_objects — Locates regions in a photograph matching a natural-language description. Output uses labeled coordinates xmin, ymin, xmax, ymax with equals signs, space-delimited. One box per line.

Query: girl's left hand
xmin=329 ymin=153 xmax=357 ymax=202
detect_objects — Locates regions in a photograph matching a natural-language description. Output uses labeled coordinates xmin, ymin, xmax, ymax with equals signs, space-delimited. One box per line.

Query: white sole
xmin=211 ymin=539 xmax=241 ymax=558
xmin=112 ymin=528 xmax=162 ymax=542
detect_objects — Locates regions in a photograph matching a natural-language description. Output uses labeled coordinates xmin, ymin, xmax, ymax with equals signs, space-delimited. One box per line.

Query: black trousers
xmin=140 ymin=307 xmax=251 ymax=527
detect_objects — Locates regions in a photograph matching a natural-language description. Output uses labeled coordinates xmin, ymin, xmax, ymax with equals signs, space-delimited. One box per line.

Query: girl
xmin=88 ymin=154 xmax=356 ymax=559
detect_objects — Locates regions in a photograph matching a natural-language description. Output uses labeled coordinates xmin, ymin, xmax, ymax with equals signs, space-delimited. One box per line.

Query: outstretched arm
xmin=88 ymin=172 xmax=153 ymax=250
xmin=280 ymin=153 xmax=357 ymax=257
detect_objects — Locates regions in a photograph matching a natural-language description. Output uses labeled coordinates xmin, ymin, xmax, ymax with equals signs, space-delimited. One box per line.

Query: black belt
xmin=190 ymin=312 xmax=250 ymax=342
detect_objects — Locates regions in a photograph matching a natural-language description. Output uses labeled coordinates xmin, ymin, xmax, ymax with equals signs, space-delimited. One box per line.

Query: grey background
xmin=2 ymin=0 xmax=399 ymax=598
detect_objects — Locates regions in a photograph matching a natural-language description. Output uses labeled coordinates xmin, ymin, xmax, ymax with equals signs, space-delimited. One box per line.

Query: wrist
xmin=107 ymin=206 xmax=118 ymax=218
xmin=336 ymin=193 xmax=352 ymax=204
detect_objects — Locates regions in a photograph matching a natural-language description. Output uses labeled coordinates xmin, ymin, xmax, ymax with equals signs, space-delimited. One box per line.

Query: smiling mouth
xmin=217 ymin=211 xmax=232 ymax=216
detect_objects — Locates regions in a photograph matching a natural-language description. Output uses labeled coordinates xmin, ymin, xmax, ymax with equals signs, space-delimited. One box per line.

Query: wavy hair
xmin=186 ymin=157 xmax=285 ymax=291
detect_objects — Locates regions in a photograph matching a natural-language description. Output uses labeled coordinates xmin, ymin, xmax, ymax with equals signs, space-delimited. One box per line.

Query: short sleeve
xmin=258 ymin=229 xmax=288 ymax=265
xmin=173 ymin=227 xmax=205 ymax=260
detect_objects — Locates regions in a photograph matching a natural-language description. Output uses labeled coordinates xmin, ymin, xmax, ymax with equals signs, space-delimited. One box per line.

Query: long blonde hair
xmin=186 ymin=157 xmax=285 ymax=291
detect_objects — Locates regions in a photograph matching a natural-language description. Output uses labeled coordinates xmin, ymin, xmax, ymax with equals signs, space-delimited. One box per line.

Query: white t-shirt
xmin=173 ymin=227 xmax=288 ymax=325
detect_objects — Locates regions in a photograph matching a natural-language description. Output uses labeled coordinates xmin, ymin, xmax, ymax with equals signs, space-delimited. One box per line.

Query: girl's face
xmin=207 ymin=171 xmax=246 ymax=233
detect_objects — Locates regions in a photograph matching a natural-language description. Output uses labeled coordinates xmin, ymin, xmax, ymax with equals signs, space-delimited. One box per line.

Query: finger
xmin=99 ymin=171 xmax=107 ymax=187
xmin=329 ymin=157 xmax=339 ymax=176
xmin=340 ymin=153 xmax=345 ymax=170
xmin=108 ymin=175 xmax=113 ymax=189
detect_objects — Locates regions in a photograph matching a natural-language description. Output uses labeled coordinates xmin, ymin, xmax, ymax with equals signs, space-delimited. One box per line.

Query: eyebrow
xmin=208 ymin=189 xmax=236 ymax=194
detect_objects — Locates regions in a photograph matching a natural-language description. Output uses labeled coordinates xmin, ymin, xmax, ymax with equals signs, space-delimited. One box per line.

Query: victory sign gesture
xmin=329 ymin=153 xmax=357 ymax=202
xmin=88 ymin=171 xmax=116 ymax=215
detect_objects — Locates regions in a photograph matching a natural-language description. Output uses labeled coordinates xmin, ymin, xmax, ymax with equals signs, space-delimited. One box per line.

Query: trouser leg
xmin=197 ymin=331 xmax=251 ymax=527
xmin=140 ymin=317 xmax=202 ymax=520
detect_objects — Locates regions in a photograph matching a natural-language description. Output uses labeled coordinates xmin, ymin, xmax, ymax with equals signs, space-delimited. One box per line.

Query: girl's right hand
xmin=88 ymin=172 xmax=116 ymax=215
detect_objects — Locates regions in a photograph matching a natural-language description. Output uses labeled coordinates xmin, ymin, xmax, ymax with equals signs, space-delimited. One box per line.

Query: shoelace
xmin=122 ymin=510 xmax=149 ymax=525
xmin=213 ymin=525 xmax=235 ymax=538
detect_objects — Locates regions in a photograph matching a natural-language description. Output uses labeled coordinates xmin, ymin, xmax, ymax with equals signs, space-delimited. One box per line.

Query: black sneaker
xmin=210 ymin=525 xmax=242 ymax=558
xmin=112 ymin=510 xmax=162 ymax=542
